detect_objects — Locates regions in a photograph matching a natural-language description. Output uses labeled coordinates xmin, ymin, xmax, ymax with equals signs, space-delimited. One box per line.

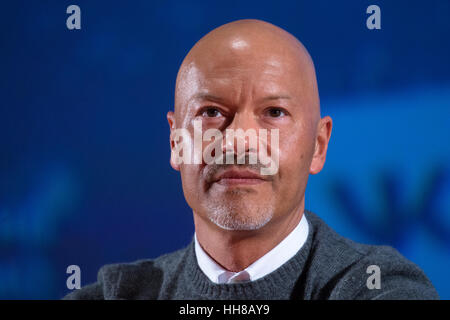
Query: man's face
xmin=170 ymin=37 xmax=321 ymax=231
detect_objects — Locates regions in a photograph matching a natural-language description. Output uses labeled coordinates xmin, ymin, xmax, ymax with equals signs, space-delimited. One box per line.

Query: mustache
xmin=203 ymin=152 xmax=274 ymax=183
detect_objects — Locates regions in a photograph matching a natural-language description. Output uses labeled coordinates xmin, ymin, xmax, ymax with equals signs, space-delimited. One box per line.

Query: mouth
xmin=213 ymin=168 xmax=267 ymax=186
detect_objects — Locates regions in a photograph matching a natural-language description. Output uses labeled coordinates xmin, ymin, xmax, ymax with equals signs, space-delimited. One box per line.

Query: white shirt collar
xmin=194 ymin=212 xmax=309 ymax=284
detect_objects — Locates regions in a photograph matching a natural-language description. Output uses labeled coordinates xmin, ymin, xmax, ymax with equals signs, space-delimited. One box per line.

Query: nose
xmin=222 ymin=110 xmax=258 ymax=156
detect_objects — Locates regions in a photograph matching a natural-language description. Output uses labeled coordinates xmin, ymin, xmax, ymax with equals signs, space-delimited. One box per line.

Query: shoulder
xmin=62 ymin=242 xmax=193 ymax=300
xmin=304 ymin=211 xmax=439 ymax=300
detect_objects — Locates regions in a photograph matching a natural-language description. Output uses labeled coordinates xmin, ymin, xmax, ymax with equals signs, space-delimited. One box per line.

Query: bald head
xmin=174 ymin=19 xmax=320 ymax=125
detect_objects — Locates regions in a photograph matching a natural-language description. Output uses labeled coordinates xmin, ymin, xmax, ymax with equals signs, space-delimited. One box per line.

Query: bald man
xmin=65 ymin=19 xmax=438 ymax=300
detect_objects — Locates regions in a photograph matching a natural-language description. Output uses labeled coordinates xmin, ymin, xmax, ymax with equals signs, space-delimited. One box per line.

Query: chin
xmin=205 ymin=201 xmax=275 ymax=231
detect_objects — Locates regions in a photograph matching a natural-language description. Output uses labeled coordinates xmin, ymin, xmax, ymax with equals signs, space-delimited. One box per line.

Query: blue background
xmin=0 ymin=0 xmax=449 ymax=299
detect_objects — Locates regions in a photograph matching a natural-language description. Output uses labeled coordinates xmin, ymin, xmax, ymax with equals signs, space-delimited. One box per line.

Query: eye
xmin=265 ymin=107 xmax=286 ymax=118
xmin=201 ymin=107 xmax=223 ymax=118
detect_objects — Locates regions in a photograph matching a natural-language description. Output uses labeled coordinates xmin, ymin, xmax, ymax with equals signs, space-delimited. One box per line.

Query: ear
xmin=309 ymin=116 xmax=332 ymax=174
xmin=167 ymin=111 xmax=180 ymax=171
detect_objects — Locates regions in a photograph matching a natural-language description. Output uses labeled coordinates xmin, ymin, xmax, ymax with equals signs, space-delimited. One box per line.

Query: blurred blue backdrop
xmin=0 ymin=0 xmax=449 ymax=299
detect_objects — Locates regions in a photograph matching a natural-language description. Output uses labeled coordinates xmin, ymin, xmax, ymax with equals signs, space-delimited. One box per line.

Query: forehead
xmin=177 ymin=50 xmax=304 ymax=105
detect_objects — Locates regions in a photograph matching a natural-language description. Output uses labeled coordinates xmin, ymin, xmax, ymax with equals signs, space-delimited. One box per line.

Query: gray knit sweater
xmin=63 ymin=211 xmax=439 ymax=300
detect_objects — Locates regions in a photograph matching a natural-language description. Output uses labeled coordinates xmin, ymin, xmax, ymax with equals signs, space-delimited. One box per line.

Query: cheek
xmin=180 ymin=165 xmax=203 ymax=204
xmin=278 ymin=127 xmax=314 ymax=178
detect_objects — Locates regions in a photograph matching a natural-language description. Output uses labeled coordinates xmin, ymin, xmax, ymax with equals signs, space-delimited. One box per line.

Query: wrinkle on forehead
xmin=174 ymin=19 xmax=320 ymax=124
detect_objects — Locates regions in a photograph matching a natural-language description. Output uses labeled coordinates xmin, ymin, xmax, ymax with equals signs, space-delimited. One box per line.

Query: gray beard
xmin=205 ymin=200 xmax=274 ymax=231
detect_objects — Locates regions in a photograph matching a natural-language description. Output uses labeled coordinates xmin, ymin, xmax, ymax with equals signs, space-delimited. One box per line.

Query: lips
xmin=214 ymin=168 xmax=267 ymax=186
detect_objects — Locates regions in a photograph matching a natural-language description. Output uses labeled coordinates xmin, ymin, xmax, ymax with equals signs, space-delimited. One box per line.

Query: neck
xmin=193 ymin=200 xmax=304 ymax=272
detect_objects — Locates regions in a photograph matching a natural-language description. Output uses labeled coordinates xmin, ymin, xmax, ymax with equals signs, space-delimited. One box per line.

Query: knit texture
xmin=63 ymin=211 xmax=439 ymax=300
